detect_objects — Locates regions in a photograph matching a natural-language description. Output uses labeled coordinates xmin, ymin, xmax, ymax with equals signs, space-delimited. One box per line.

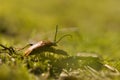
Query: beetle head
xmin=46 ymin=41 xmax=57 ymax=46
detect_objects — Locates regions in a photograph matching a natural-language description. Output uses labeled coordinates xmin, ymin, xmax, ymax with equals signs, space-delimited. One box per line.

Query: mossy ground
xmin=0 ymin=0 xmax=120 ymax=80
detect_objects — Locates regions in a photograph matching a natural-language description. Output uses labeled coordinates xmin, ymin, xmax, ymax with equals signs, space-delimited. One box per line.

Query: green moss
xmin=0 ymin=0 xmax=120 ymax=80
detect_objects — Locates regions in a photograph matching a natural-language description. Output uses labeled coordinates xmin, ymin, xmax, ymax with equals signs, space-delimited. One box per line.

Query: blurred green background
xmin=0 ymin=0 xmax=120 ymax=59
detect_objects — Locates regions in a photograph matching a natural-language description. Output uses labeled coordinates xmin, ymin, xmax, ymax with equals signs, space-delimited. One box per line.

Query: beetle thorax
xmin=41 ymin=40 xmax=56 ymax=47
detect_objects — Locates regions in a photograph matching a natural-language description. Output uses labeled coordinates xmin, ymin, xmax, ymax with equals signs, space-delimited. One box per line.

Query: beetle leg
xmin=18 ymin=43 xmax=33 ymax=51
xmin=24 ymin=48 xmax=33 ymax=56
xmin=0 ymin=44 xmax=15 ymax=54
xmin=9 ymin=46 xmax=16 ymax=54
xmin=0 ymin=44 xmax=8 ymax=50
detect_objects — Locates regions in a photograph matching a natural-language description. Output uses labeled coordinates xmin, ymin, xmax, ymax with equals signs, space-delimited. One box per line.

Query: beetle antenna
xmin=56 ymin=34 xmax=72 ymax=43
xmin=54 ymin=25 xmax=58 ymax=42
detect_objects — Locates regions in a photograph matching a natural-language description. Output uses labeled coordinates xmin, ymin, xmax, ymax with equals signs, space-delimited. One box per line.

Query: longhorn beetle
xmin=23 ymin=25 xmax=72 ymax=56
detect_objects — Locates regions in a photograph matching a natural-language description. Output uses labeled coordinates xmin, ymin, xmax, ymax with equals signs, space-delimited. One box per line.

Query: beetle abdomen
xmin=24 ymin=41 xmax=54 ymax=56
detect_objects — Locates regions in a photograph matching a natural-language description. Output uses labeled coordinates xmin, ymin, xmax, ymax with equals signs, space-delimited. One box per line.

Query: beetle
xmin=23 ymin=25 xmax=71 ymax=56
